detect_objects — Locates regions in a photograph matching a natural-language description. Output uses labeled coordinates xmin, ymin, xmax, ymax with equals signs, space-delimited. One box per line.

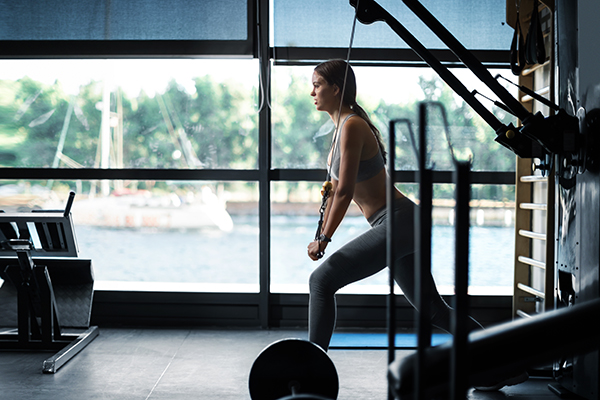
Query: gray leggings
xmin=308 ymin=197 xmax=482 ymax=351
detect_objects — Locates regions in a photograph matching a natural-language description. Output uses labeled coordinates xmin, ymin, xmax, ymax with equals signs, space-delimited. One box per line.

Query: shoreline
xmin=228 ymin=200 xmax=517 ymax=227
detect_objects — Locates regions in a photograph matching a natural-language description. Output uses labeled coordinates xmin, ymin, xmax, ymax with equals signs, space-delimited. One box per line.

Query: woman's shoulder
xmin=343 ymin=114 xmax=370 ymax=132
xmin=341 ymin=114 xmax=372 ymax=142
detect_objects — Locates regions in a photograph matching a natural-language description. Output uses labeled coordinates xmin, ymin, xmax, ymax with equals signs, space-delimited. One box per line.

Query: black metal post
xmin=415 ymin=103 xmax=433 ymax=400
xmin=387 ymin=120 xmax=398 ymax=400
xmin=451 ymin=160 xmax=471 ymax=400
xmin=257 ymin=0 xmax=272 ymax=328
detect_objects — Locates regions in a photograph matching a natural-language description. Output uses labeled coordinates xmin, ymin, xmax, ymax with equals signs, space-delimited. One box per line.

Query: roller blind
xmin=273 ymin=0 xmax=512 ymax=50
xmin=0 ymin=0 xmax=248 ymax=41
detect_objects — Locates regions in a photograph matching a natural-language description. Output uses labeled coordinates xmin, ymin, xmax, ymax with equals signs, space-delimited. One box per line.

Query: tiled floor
xmin=0 ymin=327 xmax=563 ymax=399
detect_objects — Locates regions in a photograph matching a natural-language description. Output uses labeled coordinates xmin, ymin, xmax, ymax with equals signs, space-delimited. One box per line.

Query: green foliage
xmin=272 ymin=73 xmax=331 ymax=168
xmin=0 ymin=68 xmax=515 ymax=202
xmin=0 ymin=75 xmax=260 ymax=170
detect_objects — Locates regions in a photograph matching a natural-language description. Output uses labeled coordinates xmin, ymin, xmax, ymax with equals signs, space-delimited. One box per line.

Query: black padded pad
xmin=0 ymin=258 xmax=94 ymax=328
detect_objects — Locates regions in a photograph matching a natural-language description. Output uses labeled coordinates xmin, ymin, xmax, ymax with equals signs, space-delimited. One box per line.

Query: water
xmin=75 ymin=215 xmax=515 ymax=292
xmin=76 ymin=216 xmax=260 ymax=285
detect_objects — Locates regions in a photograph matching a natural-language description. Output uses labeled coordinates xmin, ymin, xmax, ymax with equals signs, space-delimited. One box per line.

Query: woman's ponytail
xmin=352 ymin=102 xmax=387 ymax=163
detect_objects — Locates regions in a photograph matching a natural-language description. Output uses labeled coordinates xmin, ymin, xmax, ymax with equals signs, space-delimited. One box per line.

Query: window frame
xmin=0 ymin=40 xmax=255 ymax=58
xmin=0 ymin=0 xmax=516 ymax=329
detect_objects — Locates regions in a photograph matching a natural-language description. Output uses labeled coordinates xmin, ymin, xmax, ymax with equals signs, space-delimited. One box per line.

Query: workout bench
xmin=0 ymin=191 xmax=98 ymax=373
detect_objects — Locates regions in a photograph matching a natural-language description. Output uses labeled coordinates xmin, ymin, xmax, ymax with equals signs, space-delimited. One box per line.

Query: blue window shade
xmin=274 ymin=0 xmax=512 ymax=50
xmin=0 ymin=0 xmax=248 ymax=41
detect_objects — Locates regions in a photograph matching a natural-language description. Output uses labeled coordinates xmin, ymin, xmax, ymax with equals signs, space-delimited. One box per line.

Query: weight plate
xmin=249 ymin=338 xmax=338 ymax=400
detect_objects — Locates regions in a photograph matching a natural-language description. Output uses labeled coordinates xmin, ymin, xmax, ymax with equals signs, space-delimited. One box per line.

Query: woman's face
xmin=311 ymin=71 xmax=339 ymax=113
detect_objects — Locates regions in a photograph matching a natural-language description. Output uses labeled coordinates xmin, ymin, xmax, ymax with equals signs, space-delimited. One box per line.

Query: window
xmin=269 ymin=63 xmax=518 ymax=294
xmin=272 ymin=64 xmax=518 ymax=171
xmin=0 ymin=0 xmax=517 ymax=315
xmin=0 ymin=179 xmax=259 ymax=292
xmin=270 ymin=181 xmax=515 ymax=295
xmin=1 ymin=59 xmax=259 ymax=169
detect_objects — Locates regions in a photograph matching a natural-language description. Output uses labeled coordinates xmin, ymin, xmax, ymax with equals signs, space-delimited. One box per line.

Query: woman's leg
xmin=309 ymin=200 xmax=482 ymax=351
xmin=389 ymin=201 xmax=483 ymax=333
xmin=309 ymin=224 xmax=393 ymax=351
xmin=392 ymin=252 xmax=483 ymax=333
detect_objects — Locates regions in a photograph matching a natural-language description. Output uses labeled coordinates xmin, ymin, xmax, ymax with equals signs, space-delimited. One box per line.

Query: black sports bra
xmin=329 ymin=114 xmax=385 ymax=183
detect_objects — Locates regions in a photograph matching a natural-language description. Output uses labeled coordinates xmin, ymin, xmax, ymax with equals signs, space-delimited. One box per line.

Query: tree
xmin=0 ymin=67 xmax=515 ymax=203
xmin=272 ymin=73 xmax=331 ymax=169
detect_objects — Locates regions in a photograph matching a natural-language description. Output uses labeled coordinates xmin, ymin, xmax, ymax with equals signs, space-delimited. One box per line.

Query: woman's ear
xmin=333 ymin=84 xmax=341 ymax=97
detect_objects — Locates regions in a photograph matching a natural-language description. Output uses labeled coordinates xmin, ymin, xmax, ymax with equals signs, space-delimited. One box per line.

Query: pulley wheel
xmin=248 ymin=338 xmax=338 ymax=400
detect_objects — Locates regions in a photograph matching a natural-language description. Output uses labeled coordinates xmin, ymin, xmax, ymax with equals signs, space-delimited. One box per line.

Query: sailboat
xmin=72 ymin=186 xmax=234 ymax=232
xmin=49 ymin=78 xmax=234 ymax=232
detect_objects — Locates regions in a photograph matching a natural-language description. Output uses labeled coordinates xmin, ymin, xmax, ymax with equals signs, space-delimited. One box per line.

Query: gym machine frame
xmin=349 ymin=0 xmax=598 ymax=398
xmin=0 ymin=192 xmax=98 ymax=373
xmin=349 ymin=0 xmax=596 ymax=171
xmin=388 ymin=101 xmax=471 ymax=400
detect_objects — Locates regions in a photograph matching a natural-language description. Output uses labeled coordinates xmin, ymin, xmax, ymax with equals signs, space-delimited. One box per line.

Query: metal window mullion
xmin=0 ymin=168 xmax=514 ymax=185
xmin=0 ymin=40 xmax=254 ymax=58
xmin=415 ymin=104 xmax=432 ymax=400
xmin=257 ymin=0 xmax=271 ymax=329
xmin=272 ymin=47 xmax=511 ymax=66
xmin=0 ymin=168 xmax=259 ymax=181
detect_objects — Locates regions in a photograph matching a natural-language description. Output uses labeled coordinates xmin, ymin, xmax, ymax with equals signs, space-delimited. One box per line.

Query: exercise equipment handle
xmin=64 ymin=191 xmax=75 ymax=217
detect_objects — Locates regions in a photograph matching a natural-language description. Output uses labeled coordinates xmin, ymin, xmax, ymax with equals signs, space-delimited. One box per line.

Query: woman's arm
xmin=307 ymin=182 xmax=337 ymax=261
xmin=321 ymin=119 xmax=363 ymax=237
xmin=308 ymin=118 xmax=365 ymax=260
xmin=321 ymin=183 xmax=335 ymax=236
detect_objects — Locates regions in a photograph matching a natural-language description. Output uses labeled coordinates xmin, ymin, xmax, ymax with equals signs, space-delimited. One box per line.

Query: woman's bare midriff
xmin=350 ymin=169 xmax=406 ymax=220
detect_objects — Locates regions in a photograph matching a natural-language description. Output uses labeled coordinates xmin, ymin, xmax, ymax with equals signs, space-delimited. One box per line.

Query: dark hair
xmin=314 ymin=59 xmax=386 ymax=161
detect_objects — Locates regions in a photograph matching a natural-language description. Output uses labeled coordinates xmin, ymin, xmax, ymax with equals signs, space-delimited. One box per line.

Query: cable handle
xmin=314 ymin=181 xmax=333 ymax=258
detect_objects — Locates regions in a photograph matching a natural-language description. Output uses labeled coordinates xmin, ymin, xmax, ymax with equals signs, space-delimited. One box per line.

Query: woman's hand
xmin=307 ymin=240 xmax=328 ymax=261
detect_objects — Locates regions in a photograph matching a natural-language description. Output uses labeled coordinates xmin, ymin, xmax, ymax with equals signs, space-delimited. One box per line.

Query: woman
xmin=306 ymin=59 xmax=483 ymax=352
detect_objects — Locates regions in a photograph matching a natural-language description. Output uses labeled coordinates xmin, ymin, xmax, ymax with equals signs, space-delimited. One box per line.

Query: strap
xmin=333 ymin=114 xmax=356 ymax=148
xmin=325 ymin=2 xmax=360 ymax=182
xmin=510 ymin=0 xmax=525 ymax=75
xmin=314 ymin=1 xmax=360 ymax=255
xmin=525 ymin=0 xmax=546 ymax=65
